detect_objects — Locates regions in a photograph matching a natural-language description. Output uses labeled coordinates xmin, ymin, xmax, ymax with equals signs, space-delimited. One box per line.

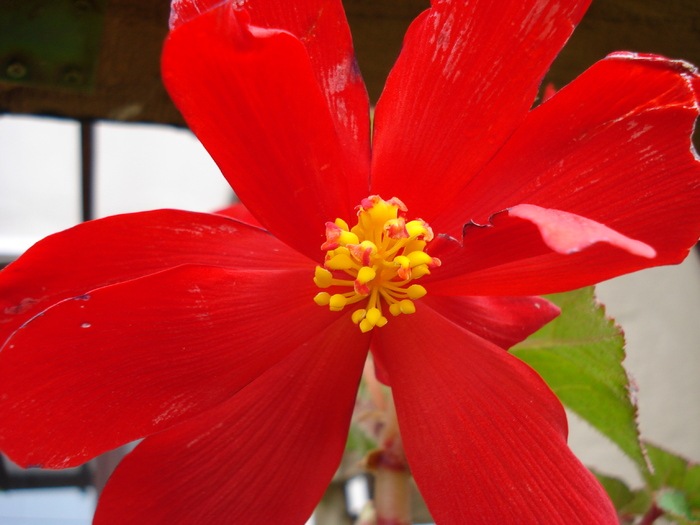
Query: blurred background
xmin=1 ymin=0 xmax=699 ymax=523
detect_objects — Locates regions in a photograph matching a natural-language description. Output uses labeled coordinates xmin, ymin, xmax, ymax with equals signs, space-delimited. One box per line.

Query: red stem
xmin=638 ymin=504 xmax=664 ymax=525
xmin=372 ymin=394 xmax=412 ymax=525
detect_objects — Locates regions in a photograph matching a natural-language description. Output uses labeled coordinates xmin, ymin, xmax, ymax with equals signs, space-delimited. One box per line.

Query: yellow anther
xmin=406 ymin=251 xmax=433 ymax=267
xmin=394 ymin=255 xmax=410 ymax=269
xmin=393 ymin=255 xmax=411 ymax=280
xmin=406 ymin=220 xmax=434 ymax=241
xmin=329 ymin=294 xmax=347 ymax=311
xmin=327 ymin=253 xmax=354 ymax=270
xmin=362 ymin=196 xmax=404 ymax=228
xmin=314 ymin=292 xmax=331 ymax=306
xmin=356 ymin=266 xmax=376 ymax=284
xmin=359 ymin=318 xmax=374 ymax=333
xmin=338 ymin=230 xmax=360 ymax=245
xmin=352 ymin=309 xmax=366 ymax=324
xmin=314 ymin=267 xmax=333 ymax=288
xmin=359 ymin=312 xmax=388 ymax=332
xmin=400 ymin=239 xmax=426 ymax=257
xmin=366 ymin=307 xmax=382 ymax=325
xmin=354 ymin=280 xmax=371 ymax=296
xmin=384 ymin=218 xmax=409 ymax=239
xmin=348 ymin=241 xmax=378 ymax=266
xmin=407 ymin=284 xmax=427 ymax=299
xmin=399 ymin=299 xmax=416 ymax=314
xmin=411 ymin=265 xmax=431 ymax=279
xmin=313 ymin=196 xmax=440 ymax=331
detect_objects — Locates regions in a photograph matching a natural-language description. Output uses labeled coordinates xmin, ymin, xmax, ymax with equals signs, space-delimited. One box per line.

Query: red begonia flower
xmin=1 ymin=0 xmax=699 ymax=522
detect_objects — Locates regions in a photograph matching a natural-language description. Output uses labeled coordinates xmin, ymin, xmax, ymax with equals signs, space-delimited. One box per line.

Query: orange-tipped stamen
xmin=313 ymin=195 xmax=441 ymax=331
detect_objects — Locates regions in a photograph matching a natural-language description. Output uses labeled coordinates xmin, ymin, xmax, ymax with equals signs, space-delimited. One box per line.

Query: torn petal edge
xmin=169 ymin=0 xmax=228 ymax=30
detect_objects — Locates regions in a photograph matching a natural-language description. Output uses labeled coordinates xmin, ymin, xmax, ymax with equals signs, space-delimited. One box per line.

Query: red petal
xmin=0 ymin=210 xmax=305 ymax=344
xmin=370 ymin=0 xmax=591 ymax=219
xmin=0 ymin=264 xmax=332 ymax=468
xmin=509 ymin=204 xmax=656 ymax=258
xmin=373 ymin=294 xmax=559 ymax=387
xmin=427 ymin=207 xmax=665 ymax=296
xmin=93 ymin=314 xmax=369 ymax=525
xmin=169 ymin=0 xmax=226 ymax=28
xmin=163 ymin=4 xmax=369 ymax=260
xmin=422 ymin=294 xmax=560 ymax=350
xmin=169 ymin=0 xmax=370 ymax=190
xmin=214 ymin=202 xmax=263 ymax=227
xmin=375 ymin=307 xmax=617 ymax=524
xmin=433 ymin=54 xmax=700 ymax=252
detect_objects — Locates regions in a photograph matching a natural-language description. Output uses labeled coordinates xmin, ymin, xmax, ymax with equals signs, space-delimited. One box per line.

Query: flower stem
xmin=374 ymin=461 xmax=411 ymax=525
xmin=638 ymin=503 xmax=663 ymax=525
xmin=371 ymin=395 xmax=412 ymax=525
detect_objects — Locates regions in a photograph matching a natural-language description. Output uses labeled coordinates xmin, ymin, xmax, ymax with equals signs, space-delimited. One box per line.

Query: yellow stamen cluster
xmin=313 ymin=195 xmax=441 ymax=332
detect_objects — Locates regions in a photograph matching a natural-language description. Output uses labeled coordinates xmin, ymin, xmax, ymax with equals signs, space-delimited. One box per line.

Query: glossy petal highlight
xmin=163 ymin=5 xmax=368 ymax=260
xmin=169 ymin=0 xmax=371 ymax=186
xmin=509 ymin=204 xmax=656 ymax=258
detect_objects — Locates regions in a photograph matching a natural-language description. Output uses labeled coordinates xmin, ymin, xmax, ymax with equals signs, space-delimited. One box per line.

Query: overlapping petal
xmin=93 ymin=314 xmax=368 ymax=525
xmin=0 ymin=264 xmax=334 ymax=468
xmin=214 ymin=201 xmax=263 ymax=227
xmin=374 ymin=306 xmax=617 ymax=524
xmin=419 ymin=55 xmax=700 ymax=296
xmin=163 ymin=4 xmax=368 ymax=260
xmin=422 ymin=294 xmax=560 ymax=350
xmin=371 ymin=0 xmax=591 ymax=220
xmin=169 ymin=0 xmax=370 ymax=186
xmin=432 ymin=53 xmax=700 ymax=247
xmin=426 ymin=205 xmax=662 ymax=296
xmin=0 ymin=210 xmax=303 ymax=344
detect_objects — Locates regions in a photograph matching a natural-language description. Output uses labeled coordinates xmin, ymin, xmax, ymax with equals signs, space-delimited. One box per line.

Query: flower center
xmin=313 ymin=195 xmax=441 ymax=332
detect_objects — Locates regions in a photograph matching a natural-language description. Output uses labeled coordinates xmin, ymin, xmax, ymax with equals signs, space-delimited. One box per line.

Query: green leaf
xmin=511 ymin=287 xmax=648 ymax=473
xmin=593 ymin=470 xmax=635 ymax=510
xmin=644 ymin=442 xmax=700 ymax=522
xmin=625 ymin=489 xmax=653 ymax=517
xmin=658 ymin=489 xmax=692 ymax=520
xmin=346 ymin=376 xmax=380 ymax=456
xmin=346 ymin=422 xmax=377 ymax=456
xmin=591 ymin=471 xmax=651 ymax=521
